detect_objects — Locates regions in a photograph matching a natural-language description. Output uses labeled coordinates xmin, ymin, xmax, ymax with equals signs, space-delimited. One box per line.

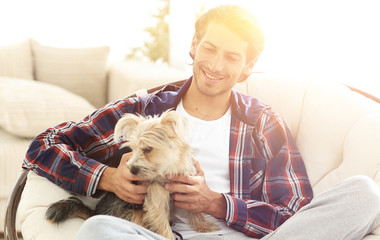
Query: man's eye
xmin=227 ymin=55 xmax=240 ymax=62
xmin=204 ymin=46 xmax=214 ymax=52
xmin=143 ymin=147 xmax=153 ymax=154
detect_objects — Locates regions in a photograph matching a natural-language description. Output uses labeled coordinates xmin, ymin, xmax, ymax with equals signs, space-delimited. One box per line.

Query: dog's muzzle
xmin=130 ymin=166 xmax=140 ymax=175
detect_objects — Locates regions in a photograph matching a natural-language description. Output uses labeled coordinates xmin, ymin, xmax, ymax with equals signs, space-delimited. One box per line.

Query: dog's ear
xmin=160 ymin=110 xmax=185 ymax=137
xmin=114 ymin=113 xmax=141 ymax=145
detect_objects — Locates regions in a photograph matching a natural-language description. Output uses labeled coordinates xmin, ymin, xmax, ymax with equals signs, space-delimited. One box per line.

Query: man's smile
xmin=202 ymin=68 xmax=224 ymax=83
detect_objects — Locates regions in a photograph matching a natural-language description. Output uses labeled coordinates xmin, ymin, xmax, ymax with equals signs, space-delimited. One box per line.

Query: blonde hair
xmin=194 ymin=5 xmax=265 ymax=62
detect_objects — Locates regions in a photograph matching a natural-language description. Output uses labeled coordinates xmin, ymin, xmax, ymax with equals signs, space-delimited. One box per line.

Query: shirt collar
xmin=140 ymin=76 xmax=269 ymax=127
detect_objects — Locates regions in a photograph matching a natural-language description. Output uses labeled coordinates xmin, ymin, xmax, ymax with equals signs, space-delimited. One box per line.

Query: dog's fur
xmin=46 ymin=110 xmax=220 ymax=239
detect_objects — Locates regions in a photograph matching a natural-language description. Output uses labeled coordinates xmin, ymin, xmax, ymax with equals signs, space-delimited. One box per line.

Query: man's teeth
xmin=205 ymin=71 xmax=220 ymax=80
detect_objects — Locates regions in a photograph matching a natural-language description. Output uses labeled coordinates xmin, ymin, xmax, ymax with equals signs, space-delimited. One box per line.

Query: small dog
xmin=46 ymin=110 xmax=220 ymax=240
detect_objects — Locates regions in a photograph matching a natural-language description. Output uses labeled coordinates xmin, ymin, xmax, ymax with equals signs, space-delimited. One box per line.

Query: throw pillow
xmin=0 ymin=77 xmax=96 ymax=138
xmin=32 ymin=40 xmax=110 ymax=108
xmin=0 ymin=40 xmax=34 ymax=79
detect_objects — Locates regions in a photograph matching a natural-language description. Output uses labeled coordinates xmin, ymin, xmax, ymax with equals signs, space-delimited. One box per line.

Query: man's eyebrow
xmin=203 ymin=41 xmax=242 ymax=58
xmin=203 ymin=41 xmax=216 ymax=48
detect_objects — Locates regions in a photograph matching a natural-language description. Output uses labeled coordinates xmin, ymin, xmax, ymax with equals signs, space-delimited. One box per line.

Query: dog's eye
xmin=142 ymin=147 xmax=152 ymax=154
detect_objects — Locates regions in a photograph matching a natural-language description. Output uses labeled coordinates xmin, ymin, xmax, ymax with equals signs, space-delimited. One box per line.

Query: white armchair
xmin=2 ymin=40 xmax=380 ymax=239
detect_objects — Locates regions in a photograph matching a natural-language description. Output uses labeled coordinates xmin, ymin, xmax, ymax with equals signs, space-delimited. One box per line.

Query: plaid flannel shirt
xmin=23 ymin=78 xmax=313 ymax=238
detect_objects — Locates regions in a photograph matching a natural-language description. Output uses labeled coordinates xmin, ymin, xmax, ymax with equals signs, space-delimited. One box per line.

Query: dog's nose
xmin=130 ymin=166 xmax=139 ymax=175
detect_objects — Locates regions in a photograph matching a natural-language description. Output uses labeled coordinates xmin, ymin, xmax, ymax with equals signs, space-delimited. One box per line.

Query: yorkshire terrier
xmin=46 ymin=110 xmax=220 ymax=240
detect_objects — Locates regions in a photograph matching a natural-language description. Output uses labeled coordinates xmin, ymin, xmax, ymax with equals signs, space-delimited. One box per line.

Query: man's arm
xmin=23 ymin=98 xmax=142 ymax=197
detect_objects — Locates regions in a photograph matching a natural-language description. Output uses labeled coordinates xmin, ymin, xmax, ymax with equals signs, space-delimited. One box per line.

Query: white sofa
xmin=2 ymin=40 xmax=380 ymax=239
xmin=0 ymin=39 xmax=188 ymax=235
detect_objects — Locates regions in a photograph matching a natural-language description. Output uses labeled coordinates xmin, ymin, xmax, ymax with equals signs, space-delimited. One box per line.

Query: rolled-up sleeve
xmin=23 ymin=98 xmax=141 ymax=196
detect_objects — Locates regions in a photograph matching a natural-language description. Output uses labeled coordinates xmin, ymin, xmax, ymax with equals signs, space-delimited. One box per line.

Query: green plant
xmin=127 ymin=0 xmax=169 ymax=64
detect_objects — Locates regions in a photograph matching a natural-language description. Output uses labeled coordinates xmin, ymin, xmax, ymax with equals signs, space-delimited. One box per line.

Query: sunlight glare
xmin=231 ymin=0 xmax=380 ymax=97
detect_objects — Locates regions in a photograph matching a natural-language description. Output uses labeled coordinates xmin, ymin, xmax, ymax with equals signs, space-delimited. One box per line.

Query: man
xmin=23 ymin=5 xmax=380 ymax=240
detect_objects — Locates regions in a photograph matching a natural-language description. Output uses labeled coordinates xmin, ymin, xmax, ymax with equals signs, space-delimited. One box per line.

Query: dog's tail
xmin=46 ymin=196 xmax=94 ymax=223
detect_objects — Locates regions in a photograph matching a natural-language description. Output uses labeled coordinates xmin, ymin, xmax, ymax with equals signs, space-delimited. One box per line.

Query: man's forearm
xmin=205 ymin=191 xmax=227 ymax=219
xmin=98 ymin=167 xmax=116 ymax=191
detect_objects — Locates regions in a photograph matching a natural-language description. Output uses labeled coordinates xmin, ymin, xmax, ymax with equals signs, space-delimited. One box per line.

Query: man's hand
xmin=164 ymin=158 xmax=227 ymax=219
xmin=98 ymin=152 xmax=148 ymax=204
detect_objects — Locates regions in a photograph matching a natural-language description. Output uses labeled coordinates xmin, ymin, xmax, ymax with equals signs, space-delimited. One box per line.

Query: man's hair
xmin=194 ymin=5 xmax=265 ymax=63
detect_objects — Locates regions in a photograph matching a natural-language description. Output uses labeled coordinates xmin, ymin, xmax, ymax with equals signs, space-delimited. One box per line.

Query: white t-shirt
xmin=172 ymin=100 xmax=236 ymax=238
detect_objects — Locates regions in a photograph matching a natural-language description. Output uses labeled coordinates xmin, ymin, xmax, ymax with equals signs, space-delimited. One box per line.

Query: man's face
xmin=191 ymin=22 xmax=251 ymax=97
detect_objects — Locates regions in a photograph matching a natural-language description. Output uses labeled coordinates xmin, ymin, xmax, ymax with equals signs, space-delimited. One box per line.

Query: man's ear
xmin=238 ymin=58 xmax=257 ymax=83
xmin=189 ymin=35 xmax=198 ymax=60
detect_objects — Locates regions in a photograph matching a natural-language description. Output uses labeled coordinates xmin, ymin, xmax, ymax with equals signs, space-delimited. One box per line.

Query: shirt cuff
xmin=73 ymin=158 xmax=108 ymax=196
xmin=222 ymin=193 xmax=248 ymax=230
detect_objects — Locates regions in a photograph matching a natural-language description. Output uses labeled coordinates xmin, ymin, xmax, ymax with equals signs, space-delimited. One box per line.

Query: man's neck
xmin=182 ymin=82 xmax=231 ymax=121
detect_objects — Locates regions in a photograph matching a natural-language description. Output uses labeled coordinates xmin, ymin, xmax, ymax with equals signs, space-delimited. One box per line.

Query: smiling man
xmin=23 ymin=4 xmax=380 ymax=240
xmin=184 ymin=21 xmax=251 ymax=119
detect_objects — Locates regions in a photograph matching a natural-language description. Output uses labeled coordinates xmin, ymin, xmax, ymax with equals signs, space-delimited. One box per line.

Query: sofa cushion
xmin=0 ymin=77 xmax=96 ymax=138
xmin=32 ymin=40 xmax=110 ymax=108
xmin=0 ymin=40 xmax=34 ymax=79
xmin=107 ymin=60 xmax=188 ymax=102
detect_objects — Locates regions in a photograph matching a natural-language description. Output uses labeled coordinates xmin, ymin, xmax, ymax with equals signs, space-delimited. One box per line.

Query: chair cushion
xmin=18 ymin=171 xmax=99 ymax=240
xmin=236 ymin=72 xmax=310 ymax=142
xmin=0 ymin=128 xmax=31 ymax=230
xmin=32 ymin=40 xmax=110 ymax=108
xmin=312 ymin=112 xmax=380 ymax=194
xmin=0 ymin=77 xmax=96 ymax=138
xmin=295 ymin=81 xmax=380 ymax=192
xmin=241 ymin=73 xmax=380 ymax=195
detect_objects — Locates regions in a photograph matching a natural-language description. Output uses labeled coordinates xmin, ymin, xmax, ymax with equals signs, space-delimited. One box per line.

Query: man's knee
xmin=342 ymin=175 xmax=379 ymax=195
xmin=76 ymin=215 xmax=125 ymax=240
xmin=340 ymin=175 xmax=380 ymax=213
xmin=80 ymin=215 xmax=127 ymax=230
xmin=81 ymin=215 xmax=108 ymax=227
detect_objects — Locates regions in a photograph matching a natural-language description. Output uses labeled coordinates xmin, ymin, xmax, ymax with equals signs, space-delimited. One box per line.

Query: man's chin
xmin=197 ymin=82 xmax=230 ymax=97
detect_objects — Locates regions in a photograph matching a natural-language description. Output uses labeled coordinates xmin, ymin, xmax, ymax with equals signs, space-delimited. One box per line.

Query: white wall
xmin=1 ymin=0 xmax=379 ymax=97
xmin=169 ymin=0 xmax=380 ymax=98
xmin=0 ymin=0 xmax=161 ymax=62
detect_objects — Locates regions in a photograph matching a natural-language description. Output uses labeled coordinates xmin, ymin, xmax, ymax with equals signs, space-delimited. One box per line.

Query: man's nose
xmin=210 ymin=53 xmax=224 ymax=72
